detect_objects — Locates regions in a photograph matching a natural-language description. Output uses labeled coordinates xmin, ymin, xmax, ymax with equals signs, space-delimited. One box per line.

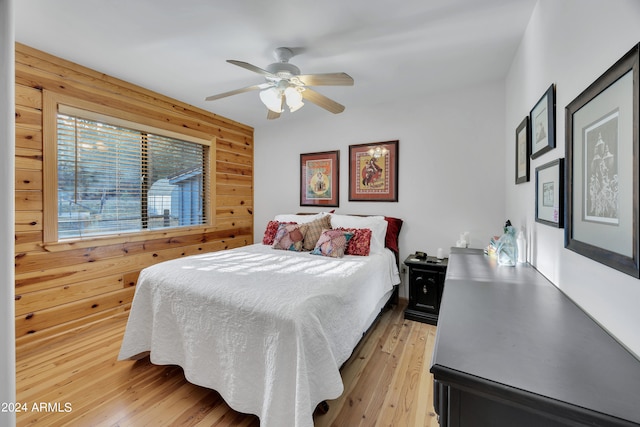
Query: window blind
xmin=57 ymin=113 xmax=207 ymax=239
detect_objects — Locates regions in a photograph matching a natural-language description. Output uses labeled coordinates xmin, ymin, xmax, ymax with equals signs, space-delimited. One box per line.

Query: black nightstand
xmin=404 ymin=254 xmax=448 ymax=325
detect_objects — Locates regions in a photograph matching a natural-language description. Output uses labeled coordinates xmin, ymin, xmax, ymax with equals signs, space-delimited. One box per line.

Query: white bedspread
xmin=118 ymin=243 xmax=400 ymax=427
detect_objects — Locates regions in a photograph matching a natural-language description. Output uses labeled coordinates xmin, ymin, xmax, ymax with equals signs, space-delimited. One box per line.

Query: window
xmin=44 ymin=92 xmax=213 ymax=241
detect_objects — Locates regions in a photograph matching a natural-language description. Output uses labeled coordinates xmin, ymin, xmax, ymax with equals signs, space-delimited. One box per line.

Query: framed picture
xmin=516 ymin=116 xmax=530 ymax=184
xmin=349 ymin=140 xmax=399 ymax=202
xmin=530 ymin=84 xmax=556 ymax=159
xmin=565 ymin=43 xmax=639 ymax=278
xmin=535 ymin=158 xmax=564 ymax=227
xmin=300 ymin=150 xmax=339 ymax=207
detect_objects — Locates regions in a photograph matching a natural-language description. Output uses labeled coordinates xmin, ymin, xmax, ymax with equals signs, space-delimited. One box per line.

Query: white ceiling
xmin=15 ymin=0 xmax=537 ymax=128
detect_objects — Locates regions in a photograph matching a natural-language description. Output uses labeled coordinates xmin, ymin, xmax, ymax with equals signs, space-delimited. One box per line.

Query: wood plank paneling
xmin=15 ymin=274 xmax=125 ymax=316
xmin=15 ymin=305 xmax=129 ymax=349
xmin=15 ymin=126 xmax=42 ymax=151
xmin=15 ymin=211 xmax=42 ymax=232
xmin=217 ymin=161 xmax=253 ymax=177
xmin=15 ymin=105 xmax=41 ymax=129
xmin=217 ymin=149 xmax=253 ymax=166
xmin=216 ymin=195 xmax=253 ymax=209
xmin=15 ymin=287 xmax=136 ymax=338
xmin=15 ymin=190 xmax=42 ymax=211
xmin=215 ymin=216 xmax=254 ymax=230
xmin=217 ymin=137 xmax=253 ymax=153
xmin=15 ymin=147 xmax=43 ymax=170
xmin=15 ymin=169 xmax=42 ymax=191
xmin=15 ymin=231 xmax=43 ymax=254
xmin=14 ymin=43 xmax=254 ymax=347
xmin=15 ymin=84 xmax=42 ymax=109
xmin=217 ymin=184 xmax=253 ymax=196
xmin=217 ymin=172 xmax=253 ymax=186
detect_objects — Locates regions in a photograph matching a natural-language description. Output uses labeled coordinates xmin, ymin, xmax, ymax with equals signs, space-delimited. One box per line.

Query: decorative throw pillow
xmin=302 ymin=214 xmax=332 ymax=251
xmin=262 ymin=220 xmax=288 ymax=245
xmin=273 ymin=223 xmax=308 ymax=251
xmin=338 ymin=227 xmax=372 ymax=256
xmin=384 ymin=216 xmax=403 ymax=254
xmin=311 ymin=229 xmax=354 ymax=258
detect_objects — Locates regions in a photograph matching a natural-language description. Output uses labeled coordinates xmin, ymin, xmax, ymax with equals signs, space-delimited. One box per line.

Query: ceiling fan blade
xmin=205 ymin=83 xmax=272 ymax=101
xmin=227 ymin=60 xmax=275 ymax=77
xmin=302 ymin=88 xmax=345 ymax=114
xmin=296 ymin=72 xmax=354 ymax=86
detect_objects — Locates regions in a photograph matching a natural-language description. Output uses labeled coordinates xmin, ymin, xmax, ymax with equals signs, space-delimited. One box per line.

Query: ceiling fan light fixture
xmin=259 ymin=87 xmax=283 ymax=113
xmin=284 ymin=86 xmax=304 ymax=113
xmin=205 ymin=47 xmax=353 ymax=119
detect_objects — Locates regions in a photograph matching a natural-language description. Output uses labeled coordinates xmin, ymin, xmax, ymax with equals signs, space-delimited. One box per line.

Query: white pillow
xmin=329 ymin=214 xmax=388 ymax=254
xmin=273 ymin=212 xmax=328 ymax=224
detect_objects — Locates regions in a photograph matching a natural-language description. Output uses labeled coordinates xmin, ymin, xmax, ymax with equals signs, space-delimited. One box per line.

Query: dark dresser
xmin=430 ymin=248 xmax=640 ymax=426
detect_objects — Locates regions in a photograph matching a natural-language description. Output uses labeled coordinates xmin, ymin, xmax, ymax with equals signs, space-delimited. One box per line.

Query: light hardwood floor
xmin=16 ymin=302 xmax=439 ymax=427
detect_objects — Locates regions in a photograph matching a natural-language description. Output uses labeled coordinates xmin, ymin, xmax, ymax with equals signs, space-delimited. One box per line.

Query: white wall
xmin=254 ymin=81 xmax=506 ymax=298
xmin=505 ymin=0 xmax=640 ymax=357
xmin=1 ymin=0 xmax=16 ymax=425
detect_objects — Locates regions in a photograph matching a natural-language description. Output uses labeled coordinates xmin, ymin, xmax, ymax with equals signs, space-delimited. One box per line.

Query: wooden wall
xmin=14 ymin=43 xmax=254 ymax=349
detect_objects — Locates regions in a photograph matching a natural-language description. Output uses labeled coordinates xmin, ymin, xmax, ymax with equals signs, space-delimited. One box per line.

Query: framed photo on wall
xmin=300 ymin=150 xmax=339 ymax=207
xmin=349 ymin=140 xmax=399 ymax=202
xmin=535 ymin=158 xmax=564 ymax=227
xmin=516 ymin=116 xmax=530 ymax=184
xmin=530 ymin=84 xmax=556 ymax=159
xmin=565 ymin=43 xmax=639 ymax=278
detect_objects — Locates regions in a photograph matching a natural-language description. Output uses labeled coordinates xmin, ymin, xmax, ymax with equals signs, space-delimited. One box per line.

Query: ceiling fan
xmin=205 ymin=47 xmax=354 ymax=120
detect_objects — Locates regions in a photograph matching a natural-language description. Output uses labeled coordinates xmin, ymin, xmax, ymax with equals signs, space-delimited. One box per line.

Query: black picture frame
xmin=516 ymin=116 xmax=530 ymax=184
xmin=348 ymin=140 xmax=399 ymax=202
xmin=300 ymin=150 xmax=340 ymax=207
xmin=535 ymin=158 xmax=564 ymax=228
xmin=530 ymin=84 xmax=556 ymax=159
xmin=565 ymin=43 xmax=639 ymax=278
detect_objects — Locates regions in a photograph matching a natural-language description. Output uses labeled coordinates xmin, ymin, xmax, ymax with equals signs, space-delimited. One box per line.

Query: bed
xmin=118 ymin=213 xmax=402 ymax=427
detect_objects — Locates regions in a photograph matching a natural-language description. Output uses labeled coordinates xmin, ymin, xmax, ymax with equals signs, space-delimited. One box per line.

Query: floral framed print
xmin=516 ymin=116 xmax=530 ymax=184
xmin=300 ymin=150 xmax=339 ymax=207
xmin=349 ymin=140 xmax=399 ymax=202
xmin=565 ymin=43 xmax=639 ymax=278
xmin=530 ymin=84 xmax=556 ymax=159
xmin=535 ymin=158 xmax=564 ymax=228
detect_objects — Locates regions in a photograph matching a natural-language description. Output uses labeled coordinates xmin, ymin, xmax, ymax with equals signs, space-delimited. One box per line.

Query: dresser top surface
xmin=431 ymin=248 xmax=640 ymax=424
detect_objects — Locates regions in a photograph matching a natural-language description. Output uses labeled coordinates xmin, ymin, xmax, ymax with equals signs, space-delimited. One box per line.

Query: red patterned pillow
xmin=338 ymin=227 xmax=372 ymax=256
xmin=262 ymin=220 xmax=280 ymax=245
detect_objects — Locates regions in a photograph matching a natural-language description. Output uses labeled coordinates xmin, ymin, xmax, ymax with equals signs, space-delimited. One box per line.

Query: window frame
xmin=43 ymin=90 xmax=215 ymax=244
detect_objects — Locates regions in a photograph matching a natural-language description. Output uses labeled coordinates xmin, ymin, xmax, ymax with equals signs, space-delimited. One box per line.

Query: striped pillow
xmin=302 ymin=214 xmax=332 ymax=251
